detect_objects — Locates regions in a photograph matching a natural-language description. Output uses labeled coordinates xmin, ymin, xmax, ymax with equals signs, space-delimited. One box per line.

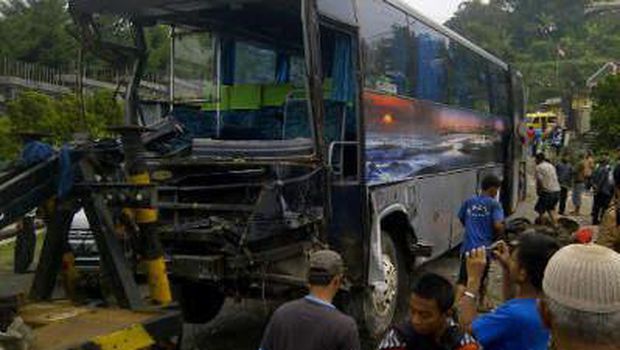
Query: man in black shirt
xmin=592 ymin=156 xmax=614 ymax=225
xmin=555 ymin=156 xmax=573 ymax=215
xmin=377 ymin=273 xmax=479 ymax=350
xmin=259 ymin=250 xmax=360 ymax=350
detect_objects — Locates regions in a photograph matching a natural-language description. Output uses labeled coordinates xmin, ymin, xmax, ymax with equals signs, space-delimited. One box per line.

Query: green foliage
xmin=0 ymin=0 xmax=78 ymax=67
xmin=0 ymin=90 xmax=123 ymax=160
xmin=146 ymin=26 xmax=171 ymax=75
xmin=591 ymin=75 xmax=620 ymax=150
xmin=0 ymin=117 xmax=20 ymax=162
xmin=447 ymin=0 xmax=618 ymax=106
xmin=0 ymin=0 xmax=170 ymax=74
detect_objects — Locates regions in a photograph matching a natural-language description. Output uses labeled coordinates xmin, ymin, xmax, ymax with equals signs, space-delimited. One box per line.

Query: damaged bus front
xmin=70 ymin=0 xmax=523 ymax=338
xmin=70 ymin=0 xmax=366 ymax=326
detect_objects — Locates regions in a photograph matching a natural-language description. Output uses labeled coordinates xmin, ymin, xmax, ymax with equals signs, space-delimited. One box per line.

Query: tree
xmin=446 ymin=0 xmax=616 ymax=106
xmin=0 ymin=0 xmax=78 ymax=67
xmin=0 ymin=0 xmax=171 ymax=74
xmin=447 ymin=1 xmax=514 ymax=60
xmin=0 ymin=90 xmax=123 ymax=161
xmin=591 ymin=75 xmax=620 ymax=150
xmin=0 ymin=117 xmax=20 ymax=162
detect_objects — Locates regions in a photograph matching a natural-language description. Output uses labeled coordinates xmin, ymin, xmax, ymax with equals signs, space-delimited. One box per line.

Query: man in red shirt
xmin=526 ymin=126 xmax=536 ymax=156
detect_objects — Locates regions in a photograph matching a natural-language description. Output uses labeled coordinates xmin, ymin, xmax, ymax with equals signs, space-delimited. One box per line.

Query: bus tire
xmin=178 ymin=280 xmax=225 ymax=324
xmin=362 ymin=231 xmax=409 ymax=338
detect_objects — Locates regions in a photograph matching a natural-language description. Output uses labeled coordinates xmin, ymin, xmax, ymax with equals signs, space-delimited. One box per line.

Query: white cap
xmin=543 ymin=244 xmax=620 ymax=313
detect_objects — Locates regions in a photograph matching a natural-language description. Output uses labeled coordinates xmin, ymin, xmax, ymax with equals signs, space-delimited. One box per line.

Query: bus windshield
xmin=172 ymin=31 xmax=312 ymax=142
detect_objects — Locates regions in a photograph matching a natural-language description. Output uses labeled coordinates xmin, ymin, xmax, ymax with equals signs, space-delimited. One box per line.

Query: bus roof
xmin=71 ymin=0 xmax=294 ymax=21
xmin=71 ymin=0 xmax=303 ymax=48
xmin=72 ymin=0 xmax=510 ymax=71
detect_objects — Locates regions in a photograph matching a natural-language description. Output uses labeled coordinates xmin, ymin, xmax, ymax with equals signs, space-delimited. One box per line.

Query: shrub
xmin=0 ymin=90 xmax=123 ymax=160
xmin=591 ymin=75 xmax=620 ymax=152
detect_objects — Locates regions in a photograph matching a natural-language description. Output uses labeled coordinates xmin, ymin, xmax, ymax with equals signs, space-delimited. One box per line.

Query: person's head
xmin=535 ymin=153 xmax=546 ymax=164
xmin=529 ymin=126 xmax=534 ymax=130
xmin=586 ymin=150 xmax=593 ymax=158
xmin=561 ymin=156 xmax=569 ymax=164
xmin=408 ymin=273 xmax=455 ymax=337
xmin=307 ymin=250 xmax=345 ymax=298
xmin=540 ymin=244 xmax=620 ymax=348
xmin=505 ymin=231 xmax=560 ymax=291
xmin=481 ymin=174 xmax=502 ymax=197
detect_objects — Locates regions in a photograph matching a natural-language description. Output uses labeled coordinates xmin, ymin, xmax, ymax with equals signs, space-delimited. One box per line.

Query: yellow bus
xmin=526 ymin=111 xmax=557 ymax=130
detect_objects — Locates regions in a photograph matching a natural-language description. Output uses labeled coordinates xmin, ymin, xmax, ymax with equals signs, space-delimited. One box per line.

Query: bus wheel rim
xmin=372 ymin=253 xmax=398 ymax=317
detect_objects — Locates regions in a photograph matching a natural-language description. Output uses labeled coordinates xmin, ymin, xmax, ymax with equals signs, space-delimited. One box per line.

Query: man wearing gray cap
xmin=259 ymin=250 xmax=360 ymax=350
xmin=539 ymin=244 xmax=620 ymax=350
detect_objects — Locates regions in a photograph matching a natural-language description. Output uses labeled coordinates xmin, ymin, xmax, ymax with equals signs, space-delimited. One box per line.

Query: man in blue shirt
xmin=456 ymin=174 xmax=505 ymax=307
xmin=459 ymin=232 xmax=560 ymax=350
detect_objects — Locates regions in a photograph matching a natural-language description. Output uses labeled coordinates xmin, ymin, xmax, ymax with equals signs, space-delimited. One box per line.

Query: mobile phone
xmin=485 ymin=241 xmax=501 ymax=251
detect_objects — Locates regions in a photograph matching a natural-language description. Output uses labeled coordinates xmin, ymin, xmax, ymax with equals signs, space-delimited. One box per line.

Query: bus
xmin=70 ymin=0 xmax=526 ymax=337
xmin=526 ymin=111 xmax=558 ymax=131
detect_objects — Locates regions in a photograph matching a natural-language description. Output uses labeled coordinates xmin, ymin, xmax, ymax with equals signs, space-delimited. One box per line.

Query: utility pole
xmin=76 ymin=48 xmax=87 ymax=134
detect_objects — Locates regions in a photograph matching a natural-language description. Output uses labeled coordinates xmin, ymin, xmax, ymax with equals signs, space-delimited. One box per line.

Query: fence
xmin=0 ymin=57 xmax=169 ymax=91
xmin=1 ymin=57 xmax=65 ymax=87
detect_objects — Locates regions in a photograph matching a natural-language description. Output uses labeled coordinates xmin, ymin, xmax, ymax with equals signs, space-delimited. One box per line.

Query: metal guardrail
xmin=0 ymin=57 xmax=169 ymax=95
xmin=1 ymin=57 xmax=64 ymax=87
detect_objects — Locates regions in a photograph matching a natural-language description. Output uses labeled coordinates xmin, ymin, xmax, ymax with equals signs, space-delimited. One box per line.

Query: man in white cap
xmin=259 ymin=250 xmax=360 ymax=350
xmin=539 ymin=244 xmax=620 ymax=350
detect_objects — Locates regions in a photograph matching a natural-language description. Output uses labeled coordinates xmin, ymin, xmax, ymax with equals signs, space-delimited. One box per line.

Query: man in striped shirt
xmin=377 ymin=273 xmax=479 ymax=350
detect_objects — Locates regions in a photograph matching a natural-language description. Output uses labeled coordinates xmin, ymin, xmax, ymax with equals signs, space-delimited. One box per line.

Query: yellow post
xmin=61 ymin=252 xmax=80 ymax=301
xmin=128 ymin=172 xmax=172 ymax=305
xmin=145 ymin=256 xmax=172 ymax=304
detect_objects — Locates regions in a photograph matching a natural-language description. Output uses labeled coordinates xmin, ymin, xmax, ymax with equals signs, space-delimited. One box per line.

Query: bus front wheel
xmin=361 ymin=231 xmax=410 ymax=338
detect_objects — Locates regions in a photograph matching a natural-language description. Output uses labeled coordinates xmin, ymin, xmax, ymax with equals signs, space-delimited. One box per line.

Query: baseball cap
xmin=543 ymin=244 xmax=620 ymax=313
xmin=307 ymin=250 xmax=345 ymax=281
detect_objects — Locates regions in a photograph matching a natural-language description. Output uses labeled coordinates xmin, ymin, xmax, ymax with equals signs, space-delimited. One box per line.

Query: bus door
xmin=319 ymin=22 xmax=366 ymax=285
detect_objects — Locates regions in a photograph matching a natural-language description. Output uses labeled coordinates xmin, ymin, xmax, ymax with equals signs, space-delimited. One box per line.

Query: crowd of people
xmin=257 ymin=174 xmax=620 ymax=350
xmin=527 ymin=125 xmax=565 ymax=158
xmin=532 ymin=148 xmax=620 ymax=227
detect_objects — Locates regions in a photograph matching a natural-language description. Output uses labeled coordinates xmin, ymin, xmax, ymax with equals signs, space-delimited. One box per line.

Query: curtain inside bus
xmin=275 ymin=53 xmax=290 ymax=84
xmin=331 ymin=32 xmax=354 ymax=103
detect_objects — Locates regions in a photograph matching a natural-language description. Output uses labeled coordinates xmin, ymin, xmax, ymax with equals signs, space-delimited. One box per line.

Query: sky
xmin=403 ymin=0 xmax=467 ymax=23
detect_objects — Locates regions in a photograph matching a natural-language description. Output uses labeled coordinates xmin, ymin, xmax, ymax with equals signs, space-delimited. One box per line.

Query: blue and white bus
xmin=70 ymin=0 xmax=526 ymax=337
